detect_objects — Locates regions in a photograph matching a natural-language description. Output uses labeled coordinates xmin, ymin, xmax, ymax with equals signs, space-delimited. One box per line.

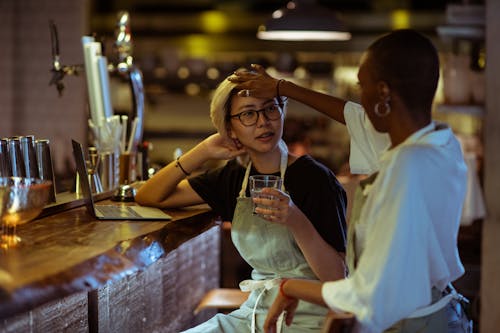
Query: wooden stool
xmin=194 ymin=288 xmax=250 ymax=315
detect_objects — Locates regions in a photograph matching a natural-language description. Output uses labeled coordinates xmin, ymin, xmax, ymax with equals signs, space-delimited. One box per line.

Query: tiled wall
xmin=0 ymin=1 xmax=15 ymax=137
xmin=0 ymin=0 xmax=88 ymax=179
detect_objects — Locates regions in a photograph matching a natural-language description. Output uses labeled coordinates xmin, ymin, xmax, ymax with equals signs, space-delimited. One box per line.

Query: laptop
xmin=72 ymin=139 xmax=172 ymax=220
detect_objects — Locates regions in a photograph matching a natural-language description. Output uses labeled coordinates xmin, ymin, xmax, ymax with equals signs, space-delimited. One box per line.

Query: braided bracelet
xmin=279 ymin=278 xmax=293 ymax=300
xmin=175 ymin=157 xmax=191 ymax=176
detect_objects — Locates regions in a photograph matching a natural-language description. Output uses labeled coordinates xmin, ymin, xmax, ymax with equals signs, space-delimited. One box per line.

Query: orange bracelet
xmin=279 ymin=278 xmax=293 ymax=300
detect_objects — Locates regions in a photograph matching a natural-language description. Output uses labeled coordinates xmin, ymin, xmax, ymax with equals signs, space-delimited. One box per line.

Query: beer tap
xmin=47 ymin=13 xmax=144 ymax=152
xmin=48 ymin=20 xmax=83 ymax=96
xmin=114 ymin=11 xmax=133 ymax=74
xmin=109 ymin=11 xmax=144 ymax=153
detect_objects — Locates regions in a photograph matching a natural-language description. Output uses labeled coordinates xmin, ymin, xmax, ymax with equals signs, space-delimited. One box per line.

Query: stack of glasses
xmin=0 ymin=135 xmax=56 ymax=203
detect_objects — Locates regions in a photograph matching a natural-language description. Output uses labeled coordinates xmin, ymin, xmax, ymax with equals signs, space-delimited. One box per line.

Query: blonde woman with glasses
xmin=135 ymin=75 xmax=348 ymax=332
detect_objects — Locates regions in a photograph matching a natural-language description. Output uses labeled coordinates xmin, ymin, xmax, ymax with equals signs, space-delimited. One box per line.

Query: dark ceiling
xmin=90 ymin=0 xmax=465 ymax=39
xmin=88 ymin=0 xmax=484 ymax=58
xmin=86 ymin=0 xmax=485 ymax=97
xmin=93 ymin=0 xmax=452 ymax=13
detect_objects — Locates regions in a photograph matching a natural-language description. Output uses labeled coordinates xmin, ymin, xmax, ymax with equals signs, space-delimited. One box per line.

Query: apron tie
xmin=239 ymin=278 xmax=286 ymax=333
xmin=407 ymin=284 xmax=461 ymax=319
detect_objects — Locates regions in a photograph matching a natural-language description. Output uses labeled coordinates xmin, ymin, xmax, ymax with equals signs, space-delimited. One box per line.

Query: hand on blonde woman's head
xmin=232 ymin=67 xmax=257 ymax=77
xmin=230 ymin=65 xmax=257 ymax=77
xmin=230 ymin=64 xmax=267 ymax=81
xmin=228 ymin=64 xmax=277 ymax=99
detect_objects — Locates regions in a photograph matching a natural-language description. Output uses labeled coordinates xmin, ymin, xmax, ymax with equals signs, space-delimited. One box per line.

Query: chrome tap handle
xmin=129 ymin=67 xmax=144 ymax=151
xmin=49 ymin=20 xmax=65 ymax=95
xmin=48 ymin=20 xmax=83 ymax=96
xmin=115 ymin=11 xmax=133 ymax=72
xmin=111 ymin=11 xmax=144 ymax=151
xmin=49 ymin=20 xmax=61 ymax=71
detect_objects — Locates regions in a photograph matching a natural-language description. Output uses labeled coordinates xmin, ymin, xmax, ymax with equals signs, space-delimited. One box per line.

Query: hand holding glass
xmin=249 ymin=175 xmax=282 ymax=216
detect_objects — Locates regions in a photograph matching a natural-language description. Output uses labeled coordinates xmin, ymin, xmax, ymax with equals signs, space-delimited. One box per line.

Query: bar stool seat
xmin=194 ymin=288 xmax=250 ymax=315
xmin=194 ymin=290 xmax=354 ymax=333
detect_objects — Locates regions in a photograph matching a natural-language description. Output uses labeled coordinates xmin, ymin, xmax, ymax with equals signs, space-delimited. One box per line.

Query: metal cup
xmin=119 ymin=152 xmax=136 ymax=185
xmin=0 ymin=138 xmax=12 ymax=177
xmin=98 ymin=151 xmax=119 ymax=191
xmin=20 ymin=135 xmax=39 ymax=179
xmin=8 ymin=137 xmax=26 ymax=177
xmin=35 ymin=139 xmax=56 ymax=202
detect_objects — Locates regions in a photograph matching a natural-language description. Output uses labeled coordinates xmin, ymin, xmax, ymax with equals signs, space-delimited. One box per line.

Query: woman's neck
xmin=249 ymin=149 xmax=282 ymax=174
xmin=388 ymin=106 xmax=432 ymax=148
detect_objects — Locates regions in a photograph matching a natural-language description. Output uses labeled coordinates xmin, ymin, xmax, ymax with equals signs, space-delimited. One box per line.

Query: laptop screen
xmin=72 ymin=139 xmax=98 ymax=217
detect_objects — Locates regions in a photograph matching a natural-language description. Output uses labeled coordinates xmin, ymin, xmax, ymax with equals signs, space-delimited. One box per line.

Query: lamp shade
xmin=257 ymin=0 xmax=351 ymax=41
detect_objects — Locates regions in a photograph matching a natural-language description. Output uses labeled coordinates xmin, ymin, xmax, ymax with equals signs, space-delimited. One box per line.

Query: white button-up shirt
xmin=322 ymin=102 xmax=467 ymax=332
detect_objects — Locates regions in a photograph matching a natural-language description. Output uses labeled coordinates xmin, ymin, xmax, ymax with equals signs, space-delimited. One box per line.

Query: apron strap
xmin=238 ymin=139 xmax=288 ymax=198
xmin=346 ymin=172 xmax=379 ymax=273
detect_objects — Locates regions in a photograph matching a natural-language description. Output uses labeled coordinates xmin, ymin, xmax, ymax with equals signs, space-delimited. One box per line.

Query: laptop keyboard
xmin=96 ymin=205 xmax=142 ymax=218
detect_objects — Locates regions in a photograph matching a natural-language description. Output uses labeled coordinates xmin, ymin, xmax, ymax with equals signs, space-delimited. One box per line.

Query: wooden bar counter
xmin=0 ymin=195 xmax=221 ymax=332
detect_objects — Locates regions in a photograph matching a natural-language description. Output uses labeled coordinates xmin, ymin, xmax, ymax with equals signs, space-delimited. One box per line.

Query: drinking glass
xmin=249 ymin=175 xmax=282 ymax=215
xmin=0 ymin=177 xmax=52 ymax=249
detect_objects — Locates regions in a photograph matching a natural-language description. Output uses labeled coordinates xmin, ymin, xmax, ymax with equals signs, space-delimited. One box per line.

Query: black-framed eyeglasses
xmin=228 ymin=104 xmax=283 ymax=126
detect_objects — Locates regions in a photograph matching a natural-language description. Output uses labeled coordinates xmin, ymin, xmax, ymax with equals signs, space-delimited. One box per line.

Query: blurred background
xmin=0 ymin=0 xmax=491 ymax=330
xmin=0 ymin=0 xmax=486 ymax=183
xmin=89 ymin=0 xmax=484 ymax=176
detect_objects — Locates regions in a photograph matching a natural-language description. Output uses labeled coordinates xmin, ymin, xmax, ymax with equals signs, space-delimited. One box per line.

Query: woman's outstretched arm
xmin=229 ymin=64 xmax=348 ymax=124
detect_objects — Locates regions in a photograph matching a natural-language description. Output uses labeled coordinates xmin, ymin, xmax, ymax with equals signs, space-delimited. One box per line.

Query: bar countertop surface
xmin=0 ymin=195 xmax=218 ymax=320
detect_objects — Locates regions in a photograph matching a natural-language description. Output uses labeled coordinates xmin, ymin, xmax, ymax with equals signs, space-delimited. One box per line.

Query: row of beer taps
xmin=48 ymin=11 xmax=144 ymax=151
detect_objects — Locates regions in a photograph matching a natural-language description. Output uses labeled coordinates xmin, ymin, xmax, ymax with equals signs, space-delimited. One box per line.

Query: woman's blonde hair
xmin=210 ymin=78 xmax=238 ymax=141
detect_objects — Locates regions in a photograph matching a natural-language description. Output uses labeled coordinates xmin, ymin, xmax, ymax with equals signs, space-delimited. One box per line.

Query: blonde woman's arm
xmin=135 ymin=134 xmax=245 ymax=208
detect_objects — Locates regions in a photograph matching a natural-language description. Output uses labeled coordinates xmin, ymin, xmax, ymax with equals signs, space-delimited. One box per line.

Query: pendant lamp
xmin=257 ymin=0 xmax=351 ymax=41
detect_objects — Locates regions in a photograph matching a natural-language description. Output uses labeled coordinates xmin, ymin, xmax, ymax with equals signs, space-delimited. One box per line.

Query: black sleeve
xmin=285 ymin=156 xmax=347 ymax=253
xmin=188 ymin=160 xmax=245 ymax=222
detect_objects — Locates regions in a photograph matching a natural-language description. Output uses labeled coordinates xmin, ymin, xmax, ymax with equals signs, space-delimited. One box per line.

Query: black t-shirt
xmin=188 ymin=155 xmax=347 ymax=253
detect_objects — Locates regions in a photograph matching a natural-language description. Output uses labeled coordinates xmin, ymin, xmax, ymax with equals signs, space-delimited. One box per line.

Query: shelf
xmin=435 ymin=104 xmax=484 ymax=117
xmin=437 ymin=25 xmax=484 ymax=40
